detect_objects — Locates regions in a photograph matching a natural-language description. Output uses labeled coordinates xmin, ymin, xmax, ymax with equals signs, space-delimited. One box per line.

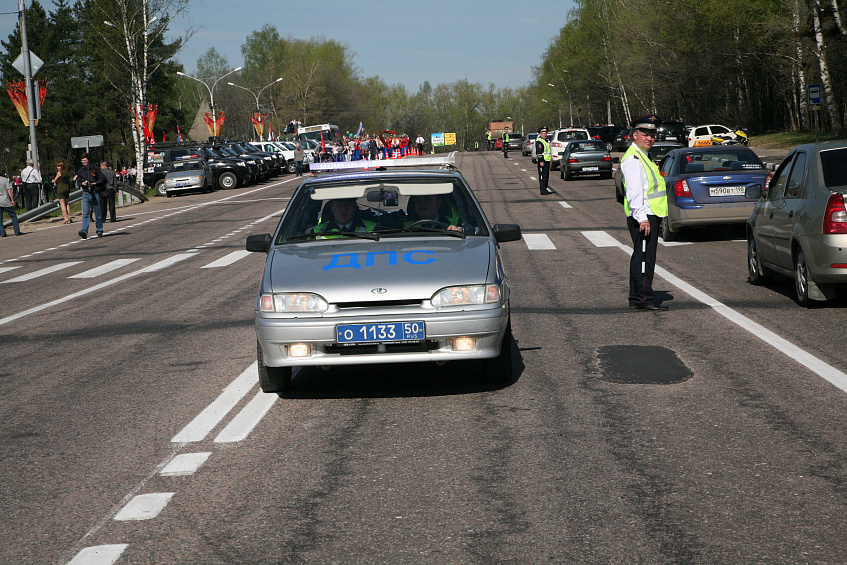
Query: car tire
xmin=615 ymin=187 xmax=624 ymax=204
xmin=482 ymin=321 xmax=513 ymax=384
xmin=287 ymin=161 xmax=297 ymax=174
xmin=560 ymin=166 xmax=565 ymax=179
xmin=257 ymin=341 xmax=292 ymax=393
xmin=563 ymin=168 xmax=572 ymax=181
xmin=747 ymin=237 xmax=772 ymax=285
xmin=602 ymin=171 xmax=613 ymax=180
xmin=661 ymin=218 xmax=677 ymax=242
xmin=218 ymin=172 xmax=237 ymax=190
xmin=154 ymin=179 xmax=167 ymax=197
xmin=794 ymin=250 xmax=815 ymax=307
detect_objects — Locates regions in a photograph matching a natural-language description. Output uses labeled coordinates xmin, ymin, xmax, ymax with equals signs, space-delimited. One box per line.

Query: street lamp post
xmin=227 ymin=78 xmax=283 ymax=141
xmin=548 ymin=83 xmax=573 ymax=128
xmin=176 ymin=66 xmax=242 ymax=138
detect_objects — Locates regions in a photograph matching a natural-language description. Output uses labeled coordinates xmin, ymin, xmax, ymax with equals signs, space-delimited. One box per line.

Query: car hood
xmin=265 ymin=238 xmax=493 ymax=302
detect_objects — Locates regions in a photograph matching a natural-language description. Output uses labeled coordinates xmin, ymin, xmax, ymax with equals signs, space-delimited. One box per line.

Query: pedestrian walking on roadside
xmin=502 ymin=128 xmax=510 ymax=158
xmin=535 ymin=126 xmax=554 ymax=195
xmin=294 ymin=144 xmax=305 ymax=176
xmin=621 ymin=114 xmax=668 ymax=311
xmin=99 ymin=161 xmax=118 ymax=223
xmin=52 ymin=161 xmax=73 ymax=224
xmin=0 ymin=172 xmax=23 ymax=237
xmin=76 ymin=154 xmax=105 ymax=239
xmin=20 ymin=159 xmax=42 ymax=211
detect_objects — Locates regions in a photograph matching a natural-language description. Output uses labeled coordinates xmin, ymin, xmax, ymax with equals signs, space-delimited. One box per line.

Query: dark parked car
xmin=587 ymin=125 xmax=620 ymax=152
xmin=613 ymin=128 xmax=633 ymax=152
xmin=559 ymin=140 xmax=613 ymax=180
xmin=658 ymin=146 xmax=768 ymax=241
xmin=143 ymin=142 xmax=251 ymax=196
xmin=746 ymin=141 xmax=847 ymax=306
xmin=656 ymin=121 xmax=686 ymax=144
xmin=505 ymin=134 xmax=525 ymax=151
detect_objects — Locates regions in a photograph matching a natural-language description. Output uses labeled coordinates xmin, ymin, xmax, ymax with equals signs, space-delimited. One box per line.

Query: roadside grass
xmin=750 ymin=131 xmax=839 ymax=150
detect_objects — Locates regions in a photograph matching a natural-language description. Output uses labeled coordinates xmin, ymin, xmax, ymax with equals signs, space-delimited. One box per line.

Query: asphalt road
xmin=2 ymin=151 xmax=847 ymax=564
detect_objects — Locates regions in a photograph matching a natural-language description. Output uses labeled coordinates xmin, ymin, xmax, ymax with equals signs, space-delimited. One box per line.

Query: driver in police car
xmin=404 ymin=194 xmax=466 ymax=232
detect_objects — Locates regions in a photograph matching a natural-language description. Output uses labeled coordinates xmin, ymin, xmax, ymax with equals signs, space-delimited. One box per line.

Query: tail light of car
xmin=674 ymin=179 xmax=692 ymax=197
xmin=593 ymin=135 xmax=601 ymax=139
xmin=625 ymin=134 xmax=632 ymax=140
xmin=552 ymin=142 xmax=563 ymax=148
xmin=602 ymin=155 xmax=611 ymax=161
xmin=822 ymin=193 xmax=847 ymax=234
xmin=764 ymin=173 xmax=773 ymax=195
xmin=568 ymin=158 xmax=579 ymax=163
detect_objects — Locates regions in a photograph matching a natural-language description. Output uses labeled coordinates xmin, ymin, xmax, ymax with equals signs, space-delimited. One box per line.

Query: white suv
xmin=549 ymin=128 xmax=591 ymax=169
xmin=687 ymin=124 xmax=734 ymax=147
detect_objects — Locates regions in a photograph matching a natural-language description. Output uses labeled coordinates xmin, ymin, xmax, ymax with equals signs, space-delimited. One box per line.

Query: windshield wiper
xmin=378 ymin=227 xmax=466 ymax=239
xmin=285 ymin=230 xmax=379 ymax=241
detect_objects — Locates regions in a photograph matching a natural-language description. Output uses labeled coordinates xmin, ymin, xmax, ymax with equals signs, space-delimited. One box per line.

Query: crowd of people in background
xmin=315 ymin=133 xmax=427 ymax=163
xmin=4 ymin=163 xmax=137 ymax=212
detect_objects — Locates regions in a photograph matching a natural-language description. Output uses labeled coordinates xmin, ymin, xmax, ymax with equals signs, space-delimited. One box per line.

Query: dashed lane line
xmin=581 ymin=230 xmax=847 ymax=394
xmin=1 ymin=262 xmax=81 ymax=283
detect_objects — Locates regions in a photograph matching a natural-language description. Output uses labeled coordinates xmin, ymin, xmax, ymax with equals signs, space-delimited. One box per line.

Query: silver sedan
xmin=246 ymin=160 xmax=522 ymax=392
xmin=559 ymin=140 xmax=613 ymax=180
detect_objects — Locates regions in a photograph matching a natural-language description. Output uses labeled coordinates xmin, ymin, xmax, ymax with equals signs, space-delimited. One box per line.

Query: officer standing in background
xmin=486 ymin=129 xmax=491 ymax=151
xmin=534 ymin=126 xmax=554 ymax=195
xmin=621 ymin=114 xmax=668 ymax=311
xmin=502 ymin=128 xmax=510 ymax=158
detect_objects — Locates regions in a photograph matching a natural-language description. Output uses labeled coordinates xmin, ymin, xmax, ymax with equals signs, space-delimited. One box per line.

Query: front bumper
xmin=165 ymin=180 xmax=204 ymax=193
xmin=256 ymin=305 xmax=509 ymax=367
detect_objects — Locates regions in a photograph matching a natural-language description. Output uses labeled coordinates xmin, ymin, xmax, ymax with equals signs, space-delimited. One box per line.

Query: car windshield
xmin=276 ymin=177 xmax=489 ymax=243
xmin=660 ymin=123 xmax=685 ymax=133
xmin=820 ymin=148 xmax=847 ymax=189
xmin=570 ymin=141 xmax=606 ymax=152
xmin=168 ymin=161 xmax=202 ymax=172
xmin=680 ymin=150 xmax=763 ymax=173
xmin=216 ymin=146 xmax=240 ymax=157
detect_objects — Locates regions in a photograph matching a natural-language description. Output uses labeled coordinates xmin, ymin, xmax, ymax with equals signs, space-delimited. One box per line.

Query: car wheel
xmin=605 ymin=141 xmax=613 ymax=152
xmin=287 ymin=161 xmax=297 ymax=174
xmin=154 ymin=179 xmax=166 ymax=197
xmin=481 ymin=321 xmax=513 ymax=384
xmin=201 ymin=182 xmax=212 ymax=194
xmin=218 ymin=172 xmax=237 ymax=190
xmin=661 ymin=218 xmax=677 ymax=242
xmin=563 ymin=168 xmax=572 ymax=181
xmin=747 ymin=237 xmax=772 ymax=285
xmin=602 ymin=171 xmax=613 ymax=180
xmin=257 ymin=341 xmax=292 ymax=393
xmin=560 ymin=166 xmax=564 ymax=179
xmin=615 ymin=187 xmax=624 ymax=204
xmin=794 ymin=250 xmax=813 ymax=307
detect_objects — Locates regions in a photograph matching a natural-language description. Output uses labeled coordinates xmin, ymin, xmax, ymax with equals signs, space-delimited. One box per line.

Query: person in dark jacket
xmin=99 ymin=161 xmax=118 ymax=223
xmin=76 ymin=154 xmax=106 ymax=239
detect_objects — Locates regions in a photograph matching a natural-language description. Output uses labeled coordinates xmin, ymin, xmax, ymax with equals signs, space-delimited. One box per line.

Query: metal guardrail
xmin=3 ymin=182 xmax=147 ymax=229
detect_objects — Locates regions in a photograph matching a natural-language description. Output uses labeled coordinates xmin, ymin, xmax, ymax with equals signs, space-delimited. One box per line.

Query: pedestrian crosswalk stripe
xmin=582 ymin=231 xmax=622 ymax=248
xmin=524 ymin=234 xmax=556 ymax=250
xmin=201 ymin=250 xmax=253 ymax=269
xmin=0 ymin=266 xmax=21 ymax=275
xmin=69 ymin=258 xmax=142 ymax=279
xmin=558 ymin=201 xmax=572 ymax=209
xmin=1 ymin=262 xmax=82 ymax=284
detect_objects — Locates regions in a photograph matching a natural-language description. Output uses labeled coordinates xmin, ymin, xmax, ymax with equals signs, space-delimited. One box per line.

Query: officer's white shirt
xmin=621 ymin=145 xmax=652 ymax=223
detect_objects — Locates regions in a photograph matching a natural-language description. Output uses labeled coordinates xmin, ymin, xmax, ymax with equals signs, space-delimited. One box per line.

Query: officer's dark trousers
xmin=537 ymin=161 xmax=550 ymax=191
xmin=627 ymin=214 xmax=661 ymax=305
xmin=503 ymin=146 xmax=508 ymax=157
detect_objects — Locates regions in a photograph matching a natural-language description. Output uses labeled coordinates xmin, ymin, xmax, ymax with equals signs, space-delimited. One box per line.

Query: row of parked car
xmin=144 ymin=139 xmax=320 ymax=197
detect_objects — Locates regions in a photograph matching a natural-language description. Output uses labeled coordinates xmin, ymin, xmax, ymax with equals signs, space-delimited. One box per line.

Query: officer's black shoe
xmin=645 ymin=302 xmax=669 ymax=311
xmin=540 ymin=188 xmax=555 ymax=195
xmin=78 ymin=230 xmax=87 ymax=239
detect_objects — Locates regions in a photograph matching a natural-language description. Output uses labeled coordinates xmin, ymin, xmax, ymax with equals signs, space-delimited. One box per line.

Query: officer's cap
xmin=631 ymin=114 xmax=662 ymax=131
xmin=539 ymin=126 xmax=549 ymax=133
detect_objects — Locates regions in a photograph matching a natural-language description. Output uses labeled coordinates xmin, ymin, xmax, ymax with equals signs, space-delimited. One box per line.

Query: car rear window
xmin=680 ymin=150 xmax=763 ymax=173
xmin=820 ymin=148 xmax=847 ymax=188
xmin=571 ymin=141 xmax=606 ymax=152
xmin=557 ymin=131 xmax=588 ymax=141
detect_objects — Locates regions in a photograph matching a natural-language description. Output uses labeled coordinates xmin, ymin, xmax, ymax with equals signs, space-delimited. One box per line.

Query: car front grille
xmin=325 ymin=340 xmax=438 ymax=355
xmin=335 ymin=299 xmax=424 ymax=309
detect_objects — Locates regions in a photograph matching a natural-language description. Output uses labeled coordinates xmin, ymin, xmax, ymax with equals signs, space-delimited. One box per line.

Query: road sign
xmin=13 ymin=51 xmax=44 ymax=77
xmin=71 ymin=135 xmax=104 ymax=150
xmin=808 ymin=84 xmax=822 ymax=105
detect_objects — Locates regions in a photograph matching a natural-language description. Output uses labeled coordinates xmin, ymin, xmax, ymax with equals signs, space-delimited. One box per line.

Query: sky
xmin=1 ymin=0 xmax=575 ymax=91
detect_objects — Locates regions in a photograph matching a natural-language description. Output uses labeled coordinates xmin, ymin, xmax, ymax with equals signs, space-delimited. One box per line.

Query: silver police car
xmin=246 ymin=156 xmax=522 ymax=393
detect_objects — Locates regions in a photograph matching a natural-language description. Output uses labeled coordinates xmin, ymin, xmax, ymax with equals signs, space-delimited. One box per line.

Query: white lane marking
xmin=0 ymin=254 xmax=196 ymax=327
xmin=171 ymin=362 xmax=259 ymax=442
xmin=659 ymin=239 xmax=692 ymax=247
xmin=69 ymin=258 xmax=141 ymax=278
xmin=582 ymin=230 xmax=847 ymax=393
xmin=159 ymin=452 xmax=212 ymax=476
xmin=558 ymin=201 xmax=572 ymax=209
xmin=113 ymin=493 xmax=175 ymax=521
xmin=0 ymin=266 xmax=21 ymax=275
xmin=1 ymin=262 xmax=82 ymax=283
xmin=582 ymin=231 xmax=620 ymax=247
xmin=214 ymin=390 xmax=278 ymax=443
xmin=529 ymin=176 xmax=537 ymax=181
xmin=66 ymin=544 xmax=128 ymax=565
xmin=524 ymin=234 xmax=557 ymax=250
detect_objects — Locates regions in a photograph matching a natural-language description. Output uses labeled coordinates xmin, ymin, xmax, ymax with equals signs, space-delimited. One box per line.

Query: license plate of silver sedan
xmin=245 ymin=155 xmax=522 ymax=393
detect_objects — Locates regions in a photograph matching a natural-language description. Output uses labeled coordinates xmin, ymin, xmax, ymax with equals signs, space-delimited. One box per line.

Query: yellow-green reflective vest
xmin=503 ymin=133 xmax=509 ymax=142
xmin=313 ymin=219 xmax=377 ymax=238
xmin=622 ymin=145 xmax=667 ymax=217
xmin=537 ymin=137 xmax=552 ymax=161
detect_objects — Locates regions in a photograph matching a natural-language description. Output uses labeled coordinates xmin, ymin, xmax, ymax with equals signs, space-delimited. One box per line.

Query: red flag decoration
xmin=204 ymin=112 xmax=225 ymax=136
xmin=177 ymin=125 xmax=184 ymax=142
xmin=6 ymin=80 xmax=47 ymax=126
xmin=251 ymin=113 xmax=267 ymax=138
xmin=162 ymin=132 xmax=166 ymax=142
xmin=320 ymin=131 xmax=325 ymax=152
xmin=268 ymin=122 xmax=274 ymax=141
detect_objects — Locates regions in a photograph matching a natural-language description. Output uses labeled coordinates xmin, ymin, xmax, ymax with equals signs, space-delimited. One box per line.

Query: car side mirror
xmin=745 ymin=184 xmax=763 ymax=200
xmin=246 ymin=233 xmax=272 ymax=253
xmin=493 ymin=224 xmax=522 ymax=243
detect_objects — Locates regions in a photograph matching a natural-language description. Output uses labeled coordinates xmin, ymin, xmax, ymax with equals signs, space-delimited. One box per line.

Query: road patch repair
xmin=597 ymin=345 xmax=692 ymax=384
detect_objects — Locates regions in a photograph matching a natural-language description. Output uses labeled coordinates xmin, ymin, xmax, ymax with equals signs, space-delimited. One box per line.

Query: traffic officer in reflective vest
xmin=534 ymin=126 xmax=554 ymax=195
xmin=502 ymin=128 xmax=510 ymax=158
xmin=486 ymin=129 xmax=492 ymax=151
xmin=621 ymin=114 xmax=669 ymax=311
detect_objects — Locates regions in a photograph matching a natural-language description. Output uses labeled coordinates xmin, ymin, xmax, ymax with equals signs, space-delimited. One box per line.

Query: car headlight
xmin=259 ymin=292 xmax=328 ymax=313
xmin=237 ymin=162 xmax=246 ymax=166
xmin=431 ymin=285 xmax=501 ymax=308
